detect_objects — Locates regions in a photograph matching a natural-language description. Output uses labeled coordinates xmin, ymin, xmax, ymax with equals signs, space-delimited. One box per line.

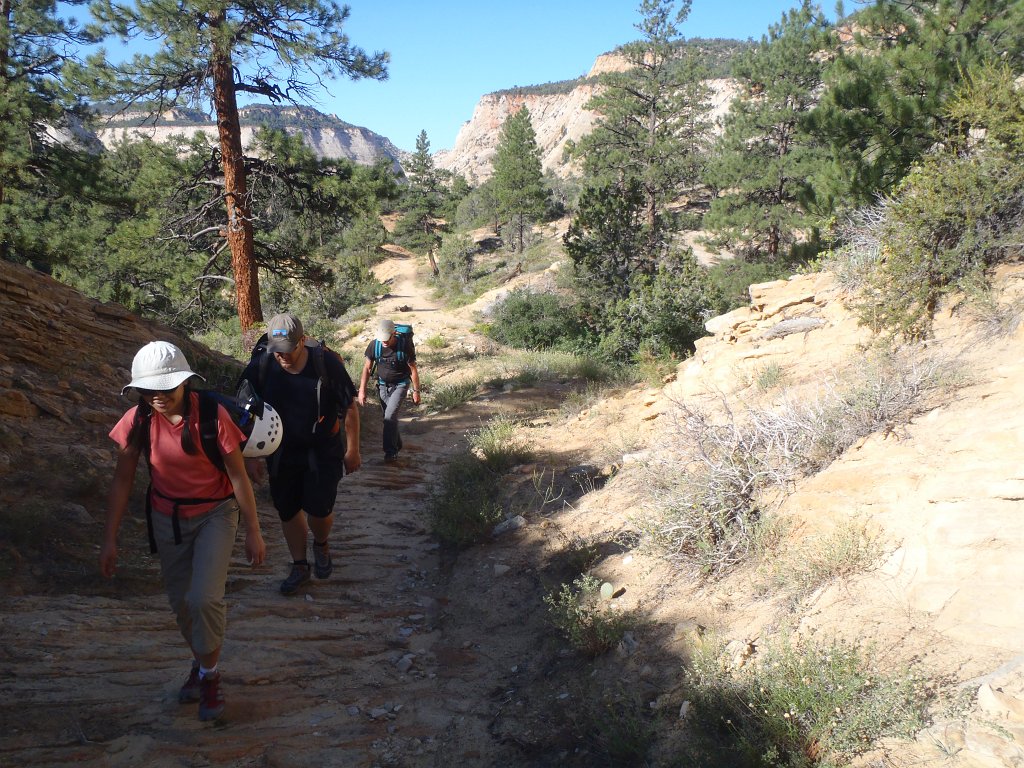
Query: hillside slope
xmin=1 ymin=256 xmax=1024 ymax=766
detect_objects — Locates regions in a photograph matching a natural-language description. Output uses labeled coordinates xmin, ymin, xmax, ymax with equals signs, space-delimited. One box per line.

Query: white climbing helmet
xmin=122 ymin=340 xmax=205 ymax=395
xmin=241 ymin=399 xmax=284 ymax=458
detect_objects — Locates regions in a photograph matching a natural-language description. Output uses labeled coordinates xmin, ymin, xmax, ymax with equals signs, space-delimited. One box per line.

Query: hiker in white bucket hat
xmin=102 ymin=340 xmax=265 ymax=722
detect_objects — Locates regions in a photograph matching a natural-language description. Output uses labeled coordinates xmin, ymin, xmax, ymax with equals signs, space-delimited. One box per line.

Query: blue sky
xmin=318 ymin=1 xmax=837 ymax=152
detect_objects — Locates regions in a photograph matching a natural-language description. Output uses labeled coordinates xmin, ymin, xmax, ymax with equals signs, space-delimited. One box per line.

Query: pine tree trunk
xmin=210 ymin=24 xmax=262 ymax=331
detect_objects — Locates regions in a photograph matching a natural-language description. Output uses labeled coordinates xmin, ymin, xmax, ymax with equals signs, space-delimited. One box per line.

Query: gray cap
xmin=374 ymin=318 xmax=395 ymax=342
xmin=267 ymin=313 xmax=304 ymax=353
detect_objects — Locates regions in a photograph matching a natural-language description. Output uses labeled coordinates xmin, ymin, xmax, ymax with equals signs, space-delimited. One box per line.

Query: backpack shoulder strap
xmin=311 ymin=343 xmax=328 ymax=384
xmin=257 ymin=347 xmax=272 ymax=391
xmin=198 ymin=391 xmax=226 ymax=474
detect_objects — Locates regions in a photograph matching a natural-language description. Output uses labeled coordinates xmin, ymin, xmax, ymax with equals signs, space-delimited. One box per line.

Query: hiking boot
xmin=198 ymin=671 xmax=225 ymax=721
xmin=384 ymin=452 xmax=399 ymax=462
xmin=178 ymin=663 xmax=201 ymax=704
xmin=312 ymin=541 xmax=333 ymax=579
xmin=280 ymin=561 xmax=311 ymax=595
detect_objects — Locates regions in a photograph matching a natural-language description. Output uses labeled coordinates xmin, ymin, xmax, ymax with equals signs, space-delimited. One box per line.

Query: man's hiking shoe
xmin=313 ymin=542 xmax=333 ymax=579
xmin=178 ymin=663 xmax=201 ymax=703
xmin=198 ymin=671 xmax=225 ymax=721
xmin=384 ymin=452 xmax=399 ymax=462
xmin=280 ymin=561 xmax=311 ymax=595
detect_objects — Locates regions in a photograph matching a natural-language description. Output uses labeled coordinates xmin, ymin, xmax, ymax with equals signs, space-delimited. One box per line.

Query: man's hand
xmin=357 ymin=388 xmax=367 ymax=407
xmin=411 ymin=389 xmax=421 ymax=405
xmin=344 ymin=449 xmax=361 ymax=474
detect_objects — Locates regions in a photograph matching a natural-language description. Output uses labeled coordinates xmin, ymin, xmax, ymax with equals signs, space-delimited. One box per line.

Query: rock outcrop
xmin=666 ymin=270 xmax=1024 ymax=766
xmin=435 ymin=53 xmax=738 ymax=182
xmin=0 ymin=260 xmax=240 ymax=521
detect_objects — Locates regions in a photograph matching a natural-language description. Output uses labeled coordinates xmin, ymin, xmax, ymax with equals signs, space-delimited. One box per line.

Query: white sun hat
xmin=121 ymin=341 xmax=205 ymax=395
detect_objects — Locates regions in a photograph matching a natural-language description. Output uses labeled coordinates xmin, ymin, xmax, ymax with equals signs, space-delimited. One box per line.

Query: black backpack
xmin=239 ymin=333 xmax=347 ymax=437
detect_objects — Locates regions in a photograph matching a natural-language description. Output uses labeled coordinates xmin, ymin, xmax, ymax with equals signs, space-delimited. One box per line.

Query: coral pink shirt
xmin=110 ymin=392 xmax=245 ymax=518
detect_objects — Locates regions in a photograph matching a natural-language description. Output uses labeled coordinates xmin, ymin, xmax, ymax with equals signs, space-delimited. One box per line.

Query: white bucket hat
xmin=122 ymin=341 xmax=205 ymax=395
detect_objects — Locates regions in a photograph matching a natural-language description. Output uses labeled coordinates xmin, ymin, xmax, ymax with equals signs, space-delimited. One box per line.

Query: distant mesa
xmin=60 ymin=103 xmax=408 ymax=173
xmin=435 ymin=43 xmax=745 ymax=184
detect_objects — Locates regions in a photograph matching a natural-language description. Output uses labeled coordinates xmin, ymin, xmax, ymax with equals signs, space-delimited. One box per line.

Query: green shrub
xmin=423 ymin=333 xmax=448 ymax=350
xmin=260 ymin=254 xmax=383 ymax=322
xmin=482 ymin=349 xmax=623 ymax=390
xmin=427 ymin=452 xmax=503 ymax=548
xmin=678 ymin=635 xmax=931 ymax=766
xmin=567 ymin=685 xmax=658 ymax=766
xmin=487 ymin=288 xmax=591 ymax=351
xmin=855 ymin=149 xmax=1024 ymax=339
xmin=544 ymin=575 xmax=637 ymax=657
xmin=752 ymin=362 xmax=788 ymax=393
xmin=428 ymin=379 xmax=480 ymax=411
xmin=431 ymin=232 xmax=493 ymax=306
xmin=468 ymin=415 xmax=533 ymax=472
xmin=599 ymin=255 xmax=728 ymax=362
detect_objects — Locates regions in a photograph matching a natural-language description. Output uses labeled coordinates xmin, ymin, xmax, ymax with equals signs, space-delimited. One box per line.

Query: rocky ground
xmin=0 ymin=251 xmax=641 ymax=768
xmin=2 ymin=248 xmax=1024 ymax=768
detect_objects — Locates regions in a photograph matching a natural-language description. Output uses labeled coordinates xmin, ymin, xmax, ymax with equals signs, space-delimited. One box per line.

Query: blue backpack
xmin=371 ymin=323 xmax=413 ymax=381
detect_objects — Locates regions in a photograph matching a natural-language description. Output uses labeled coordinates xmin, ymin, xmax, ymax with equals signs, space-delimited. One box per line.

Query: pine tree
xmin=573 ymin=0 xmax=712 ymax=255
xmin=491 ymin=106 xmax=547 ymax=253
xmin=809 ymin=0 xmax=1024 ymax=210
xmin=703 ymin=1 xmax=832 ymax=261
xmin=79 ymin=0 xmax=387 ymax=330
xmin=1 ymin=0 xmax=95 ymax=262
xmin=395 ymin=129 xmax=444 ymax=254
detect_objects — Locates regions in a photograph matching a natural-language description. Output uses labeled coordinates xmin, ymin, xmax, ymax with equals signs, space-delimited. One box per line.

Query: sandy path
xmin=0 ymin=253 xmax=525 ymax=767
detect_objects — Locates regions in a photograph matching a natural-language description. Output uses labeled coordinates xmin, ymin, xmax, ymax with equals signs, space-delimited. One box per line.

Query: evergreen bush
xmin=487 ymin=289 xmax=590 ymax=351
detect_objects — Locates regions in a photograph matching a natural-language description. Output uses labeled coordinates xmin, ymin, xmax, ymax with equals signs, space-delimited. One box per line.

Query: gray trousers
xmin=151 ymin=499 xmax=239 ymax=656
xmin=377 ymin=381 xmax=408 ymax=456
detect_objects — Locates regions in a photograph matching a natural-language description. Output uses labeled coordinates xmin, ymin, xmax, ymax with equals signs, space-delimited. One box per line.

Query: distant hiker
xmin=238 ymin=312 xmax=361 ymax=596
xmin=100 ymin=341 xmax=266 ymax=722
xmin=357 ymin=318 xmax=421 ymax=462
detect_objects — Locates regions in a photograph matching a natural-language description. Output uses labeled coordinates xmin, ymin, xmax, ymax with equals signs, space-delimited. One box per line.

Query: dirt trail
xmin=0 ymin=253 xmax=529 ymax=767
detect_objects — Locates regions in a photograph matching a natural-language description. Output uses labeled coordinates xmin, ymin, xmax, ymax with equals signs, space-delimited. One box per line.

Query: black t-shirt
xmin=365 ymin=336 xmax=416 ymax=385
xmin=240 ymin=344 xmax=355 ymax=459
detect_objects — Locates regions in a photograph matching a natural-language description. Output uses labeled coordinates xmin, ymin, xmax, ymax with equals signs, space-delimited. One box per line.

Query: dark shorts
xmin=269 ymin=445 xmax=344 ymax=522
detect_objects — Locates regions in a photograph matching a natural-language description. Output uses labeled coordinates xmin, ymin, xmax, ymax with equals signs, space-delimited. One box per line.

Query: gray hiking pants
xmin=377 ymin=381 xmax=409 ymax=456
xmin=151 ymin=498 xmax=239 ymax=656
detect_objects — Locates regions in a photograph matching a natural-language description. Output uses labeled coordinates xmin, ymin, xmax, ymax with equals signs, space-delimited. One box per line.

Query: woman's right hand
xmin=99 ymin=540 xmax=118 ymax=578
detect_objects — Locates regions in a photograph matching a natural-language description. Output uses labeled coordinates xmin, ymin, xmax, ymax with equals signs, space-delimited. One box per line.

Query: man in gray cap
xmin=239 ymin=312 xmax=361 ymax=596
xmin=357 ymin=318 xmax=420 ymax=462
